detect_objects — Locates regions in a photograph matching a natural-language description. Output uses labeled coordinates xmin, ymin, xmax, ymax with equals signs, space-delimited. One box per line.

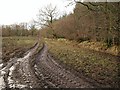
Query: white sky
xmin=0 ymin=0 xmax=75 ymax=25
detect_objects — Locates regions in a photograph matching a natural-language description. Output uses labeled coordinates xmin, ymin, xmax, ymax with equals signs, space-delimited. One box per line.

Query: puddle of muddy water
xmin=0 ymin=52 xmax=30 ymax=89
xmin=0 ymin=43 xmax=39 ymax=89
xmin=0 ymin=76 xmax=5 ymax=89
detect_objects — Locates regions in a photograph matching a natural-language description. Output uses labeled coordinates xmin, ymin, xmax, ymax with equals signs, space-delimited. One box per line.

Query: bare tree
xmin=35 ymin=4 xmax=59 ymax=29
xmin=29 ymin=21 xmax=37 ymax=36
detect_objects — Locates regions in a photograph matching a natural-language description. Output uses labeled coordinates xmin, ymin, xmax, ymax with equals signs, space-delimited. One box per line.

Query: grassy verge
xmin=2 ymin=36 xmax=37 ymax=62
xmin=44 ymin=38 xmax=119 ymax=87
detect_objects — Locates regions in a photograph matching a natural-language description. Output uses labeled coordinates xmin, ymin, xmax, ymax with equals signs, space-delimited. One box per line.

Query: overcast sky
xmin=0 ymin=0 xmax=75 ymax=25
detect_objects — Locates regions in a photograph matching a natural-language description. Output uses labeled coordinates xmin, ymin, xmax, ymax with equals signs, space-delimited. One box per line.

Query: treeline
xmin=1 ymin=23 xmax=39 ymax=37
xmin=40 ymin=2 xmax=120 ymax=47
xmin=1 ymin=2 xmax=120 ymax=47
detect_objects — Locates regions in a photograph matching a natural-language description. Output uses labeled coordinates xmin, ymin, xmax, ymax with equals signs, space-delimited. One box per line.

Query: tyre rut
xmin=34 ymin=43 xmax=94 ymax=88
xmin=0 ymin=43 xmax=95 ymax=89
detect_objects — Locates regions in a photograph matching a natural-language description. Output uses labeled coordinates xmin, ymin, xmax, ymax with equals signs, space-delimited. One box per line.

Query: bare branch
xmin=36 ymin=4 xmax=59 ymax=28
xmin=73 ymin=0 xmax=100 ymax=11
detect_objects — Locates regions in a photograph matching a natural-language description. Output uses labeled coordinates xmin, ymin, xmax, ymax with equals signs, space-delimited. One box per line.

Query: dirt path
xmin=0 ymin=42 xmax=95 ymax=89
xmin=34 ymin=44 xmax=94 ymax=88
xmin=0 ymin=43 xmax=39 ymax=89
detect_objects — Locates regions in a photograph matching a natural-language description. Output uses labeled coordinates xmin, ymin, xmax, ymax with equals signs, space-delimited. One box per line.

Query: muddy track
xmin=33 ymin=44 xmax=94 ymax=88
xmin=0 ymin=42 xmax=96 ymax=89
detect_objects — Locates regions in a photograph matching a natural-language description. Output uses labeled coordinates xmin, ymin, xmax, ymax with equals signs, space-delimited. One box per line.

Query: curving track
xmin=0 ymin=43 xmax=94 ymax=89
xmin=34 ymin=44 xmax=94 ymax=88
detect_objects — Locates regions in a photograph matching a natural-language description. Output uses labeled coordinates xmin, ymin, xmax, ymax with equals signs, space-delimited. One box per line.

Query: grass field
xmin=2 ymin=37 xmax=119 ymax=87
xmin=44 ymin=38 xmax=119 ymax=87
xmin=2 ymin=36 xmax=37 ymax=62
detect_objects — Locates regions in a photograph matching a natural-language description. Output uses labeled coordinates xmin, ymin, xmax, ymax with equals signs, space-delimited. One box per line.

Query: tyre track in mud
xmin=33 ymin=43 xmax=94 ymax=88
xmin=0 ymin=42 xmax=40 ymax=89
xmin=0 ymin=42 xmax=95 ymax=89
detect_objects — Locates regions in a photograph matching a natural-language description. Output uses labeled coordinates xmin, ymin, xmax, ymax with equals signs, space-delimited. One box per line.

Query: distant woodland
xmin=1 ymin=2 xmax=120 ymax=47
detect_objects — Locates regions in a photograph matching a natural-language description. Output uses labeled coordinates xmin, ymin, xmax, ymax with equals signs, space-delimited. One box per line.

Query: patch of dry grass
xmin=78 ymin=41 xmax=120 ymax=56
